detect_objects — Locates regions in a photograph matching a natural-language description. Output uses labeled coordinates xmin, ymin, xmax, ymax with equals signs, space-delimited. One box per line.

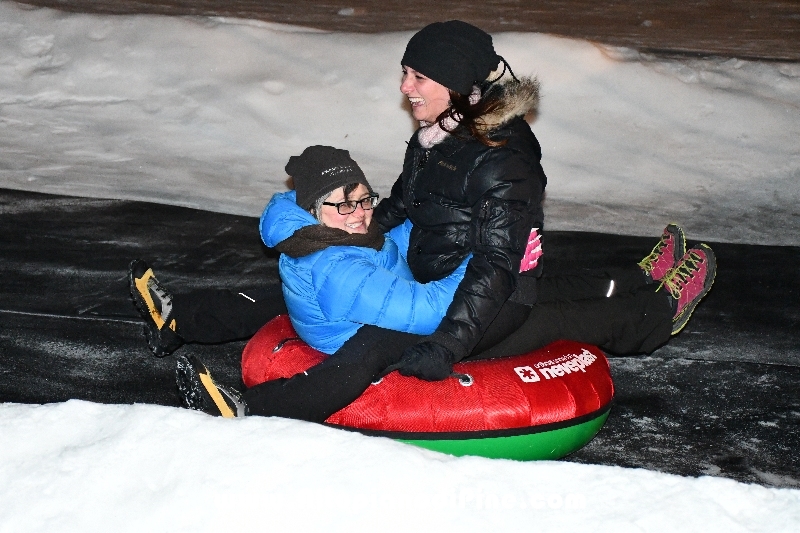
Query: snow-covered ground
xmin=1 ymin=2 xmax=799 ymax=530
xmin=2 ymin=401 xmax=799 ymax=532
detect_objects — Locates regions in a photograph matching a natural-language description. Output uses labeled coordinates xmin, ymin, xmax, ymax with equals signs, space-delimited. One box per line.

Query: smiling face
xmin=400 ymin=66 xmax=452 ymax=123
xmin=317 ymin=183 xmax=373 ymax=234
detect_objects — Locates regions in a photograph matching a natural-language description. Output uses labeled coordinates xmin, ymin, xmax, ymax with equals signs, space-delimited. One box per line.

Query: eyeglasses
xmin=322 ymin=195 xmax=379 ymax=215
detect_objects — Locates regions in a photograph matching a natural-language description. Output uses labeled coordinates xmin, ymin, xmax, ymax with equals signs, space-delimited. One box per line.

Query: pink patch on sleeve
xmin=520 ymin=228 xmax=542 ymax=273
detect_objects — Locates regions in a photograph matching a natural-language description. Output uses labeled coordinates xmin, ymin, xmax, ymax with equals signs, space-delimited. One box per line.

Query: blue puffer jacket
xmin=260 ymin=191 xmax=468 ymax=354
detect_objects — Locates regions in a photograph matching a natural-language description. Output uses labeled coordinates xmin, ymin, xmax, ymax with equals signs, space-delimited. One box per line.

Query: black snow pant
xmin=242 ymin=268 xmax=672 ymax=421
xmin=171 ymin=286 xmax=287 ymax=343
xmin=243 ymin=325 xmax=416 ymax=422
xmin=475 ymin=269 xmax=674 ymax=360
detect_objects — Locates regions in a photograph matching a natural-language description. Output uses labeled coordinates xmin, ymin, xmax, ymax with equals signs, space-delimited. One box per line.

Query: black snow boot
xmin=176 ymin=355 xmax=248 ymax=418
xmin=129 ymin=259 xmax=184 ymax=357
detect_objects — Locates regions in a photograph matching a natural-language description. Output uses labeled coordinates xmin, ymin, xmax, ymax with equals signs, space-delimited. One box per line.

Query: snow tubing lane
xmin=242 ymin=315 xmax=614 ymax=460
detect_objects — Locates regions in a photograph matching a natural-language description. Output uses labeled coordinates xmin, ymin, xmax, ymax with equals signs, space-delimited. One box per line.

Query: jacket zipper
xmin=477 ymin=199 xmax=490 ymax=245
xmin=408 ymin=149 xmax=429 ymax=204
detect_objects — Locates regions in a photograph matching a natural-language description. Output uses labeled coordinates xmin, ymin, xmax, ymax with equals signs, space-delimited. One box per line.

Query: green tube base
xmin=399 ymin=411 xmax=610 ymax=461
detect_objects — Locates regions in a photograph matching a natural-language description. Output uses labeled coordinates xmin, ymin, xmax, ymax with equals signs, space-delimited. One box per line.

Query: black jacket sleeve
xmin=372 ymin=176 xmax=408 ymax=234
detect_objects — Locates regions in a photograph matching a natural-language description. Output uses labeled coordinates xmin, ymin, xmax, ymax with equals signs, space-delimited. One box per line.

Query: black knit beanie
xmin=401 ymin=20 xmax=500 ymax=95
xmin=285 ymin=146 xmax=373 ymax=210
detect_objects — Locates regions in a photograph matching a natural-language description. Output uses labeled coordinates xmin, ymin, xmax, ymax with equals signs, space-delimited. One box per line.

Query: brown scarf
xmin=275 ymin=221 xmax=385 ymax=258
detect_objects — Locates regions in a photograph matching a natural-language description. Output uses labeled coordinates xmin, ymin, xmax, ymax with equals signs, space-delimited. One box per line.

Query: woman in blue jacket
xmin=175 ymin=145 xmax=467 ymax=420
xmin=260 ymin=189 xmax=465 ymax=356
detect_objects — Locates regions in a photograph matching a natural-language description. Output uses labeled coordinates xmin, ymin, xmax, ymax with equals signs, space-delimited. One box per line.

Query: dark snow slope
xmin=1 ymin=188 xmax=798 ymax=487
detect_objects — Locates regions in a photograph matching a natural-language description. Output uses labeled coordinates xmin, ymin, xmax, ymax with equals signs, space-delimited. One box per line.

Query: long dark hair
xmin=433 ymin=84 xmax=508 ymax=148
xmin=435 ymin=59 xmax=521 ymax=147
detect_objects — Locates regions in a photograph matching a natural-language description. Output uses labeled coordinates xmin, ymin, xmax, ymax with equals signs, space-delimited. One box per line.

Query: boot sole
xmin=175 ymin=355 xmax=238 ymax=418
xmin=129 ymin=260 xmax=183 ymax=357
xmin=641 ymin=223 xmax=686 ymax=282
xmin=175 ymin=355 xmax=207 ymax=411
xmin=666 ymin=223 xmax=687 ymax=266
xmin=128 ymin=260 xmax=165 ymax=328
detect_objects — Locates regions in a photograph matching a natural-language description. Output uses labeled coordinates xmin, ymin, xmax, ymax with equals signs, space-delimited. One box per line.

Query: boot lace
xmin=657 ymin=249 xmax=705 ymax=300
xmin=638 ymin=232 xmax=671 ymax=274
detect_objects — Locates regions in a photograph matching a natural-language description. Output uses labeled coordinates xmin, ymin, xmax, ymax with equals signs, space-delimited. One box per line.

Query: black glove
xmin=396 ymin=341 xmax=455 ymax=381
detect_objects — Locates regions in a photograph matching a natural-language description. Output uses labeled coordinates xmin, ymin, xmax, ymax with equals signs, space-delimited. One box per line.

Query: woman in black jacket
xmin=372 ymin=20 xmax=548 ymax=379
xmin=377 ymin=21 xmax=716 ymax=381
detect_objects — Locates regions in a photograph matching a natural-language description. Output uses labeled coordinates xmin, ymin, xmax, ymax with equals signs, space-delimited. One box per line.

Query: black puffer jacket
xmin=373 ymin=77 xmax=547 ymax=360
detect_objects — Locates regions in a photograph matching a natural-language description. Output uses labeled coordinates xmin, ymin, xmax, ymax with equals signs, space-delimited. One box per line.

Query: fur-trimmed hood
xmin=416 ymin=74 xmax=541 ymax=149
xmin=477 ymin=74 xmax=540 ymax=132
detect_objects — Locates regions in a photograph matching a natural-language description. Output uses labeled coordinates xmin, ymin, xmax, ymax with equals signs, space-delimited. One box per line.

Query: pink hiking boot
xmin=659 ymin=244 xmax=717 ymax=335
xmin=638 ymin=223 xmax=686 ymax=282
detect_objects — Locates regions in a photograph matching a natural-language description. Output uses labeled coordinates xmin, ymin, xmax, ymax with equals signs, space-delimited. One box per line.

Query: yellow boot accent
xmin=168 ymin=319 xmax=177 ymax=332
xmin=133 ymin=268 xmax=166 ymax=330
xmin=198 ymin=371 xmax=235 ymax=418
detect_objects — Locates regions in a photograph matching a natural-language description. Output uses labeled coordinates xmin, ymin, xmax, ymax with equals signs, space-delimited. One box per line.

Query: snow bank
xmin=1 ymin=401 xmax=799 ymax=532
xmin=1 ymin=2 xmax=798 ymax=244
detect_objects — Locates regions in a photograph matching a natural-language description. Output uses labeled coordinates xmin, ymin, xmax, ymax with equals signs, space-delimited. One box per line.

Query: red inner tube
xmin=242 ymin=315 xmax=614 ymax=434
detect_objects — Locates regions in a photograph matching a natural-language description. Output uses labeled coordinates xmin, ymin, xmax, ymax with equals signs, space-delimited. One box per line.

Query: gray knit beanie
xmin=286 ymin=146 xmax=373 ymax=210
